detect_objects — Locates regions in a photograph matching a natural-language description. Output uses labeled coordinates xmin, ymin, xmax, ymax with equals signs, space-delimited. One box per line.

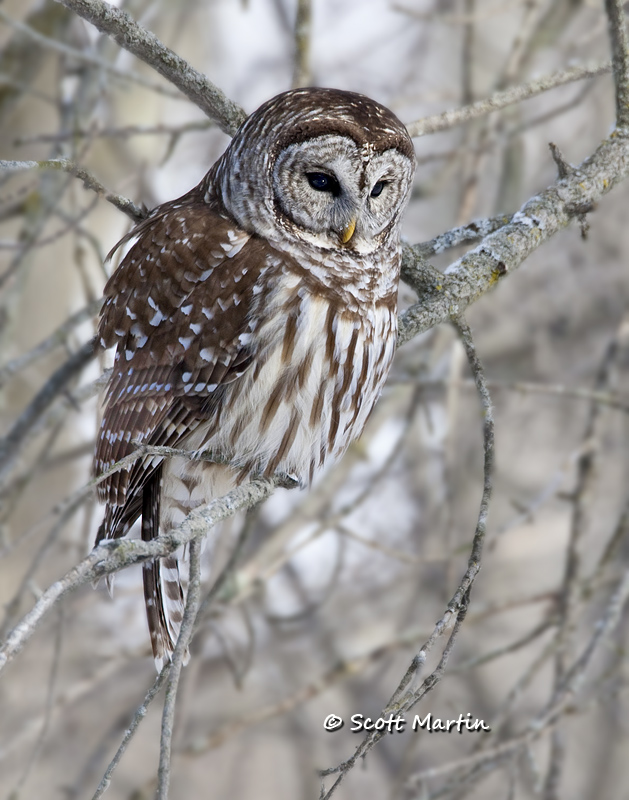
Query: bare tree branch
xmin=404 ymin=567 xmax=629 ymax=792
xmin=0 ymin=337 xmax=97 ymax=483
xmin=0 ymin=298 xmax=102 ymax=389
xmin=0 ymin=6 xmax=184 ymax=101
xmin=0 ymin=160 xmax=146 ymax=223
xmin=406 ymin=60 xmax=612 ymax=137
xmin=605 ymin=0 xmax=629 ymax=127
xmin=319 ymin=316 xmax=494 ymax=798
xmin=0 ymin=476 xmax=282 ymax=675
xmin=292 ymin=0 xmax=312 ymax=88
xmin=91 ymin=665 xmax=170 ymax=800
xmin=0 ymin=1 xmax=73 ymax=119
xmin=51 ymin=0 xmax=247 ymax=135
xmin=404 ymin=214 xmax=513 ymax=259
xmin=398 ymin=130 xmax=629 ymax=344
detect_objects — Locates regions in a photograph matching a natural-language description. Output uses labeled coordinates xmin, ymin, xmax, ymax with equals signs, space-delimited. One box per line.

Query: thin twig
xmin=91 ymin=664 xmax=171 ymax=800
xmin=0 ymin=160 xmax=145 ymax=223
xmin=0 ymin=298 xmax=102 ymax=389
xmin=0 ymin=6 xmax=183 ymax=101
xmin=0 ymin=337 xmax=97 ymax=483
xmin=394 ymin=0 xmax=515 ymax=25
xmin=13 ymin=119 xmax=214 ymax=146
xmin=604 ymin=0 xmax=629 ymax=127
xmin=318 ymin=316 xmax=494 ymax=798
xmin=404 ymin=568 xmax=629 ymax=790
xmin=10 ymin=605 xmax=65 ymax=796
xmin=391 ymin=375 xmax=629 ymax=413
xmin=405 ymin=60 xmax=611 ymax=137
xmin=544 ymin=317 xmax=623 ymax=794
xmin=0 ymin=655 xmax=128 ymax=765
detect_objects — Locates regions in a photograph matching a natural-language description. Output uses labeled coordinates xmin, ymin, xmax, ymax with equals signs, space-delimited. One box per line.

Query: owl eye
xmin=306 ymin=172 xmax=340 ymax=196
xmin=370 ymin=180 xmax=386 ymax=198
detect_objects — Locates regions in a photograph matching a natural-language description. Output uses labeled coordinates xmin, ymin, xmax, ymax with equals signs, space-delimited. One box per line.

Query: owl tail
xmin=141 ymin=466 xmax=189 ymax=671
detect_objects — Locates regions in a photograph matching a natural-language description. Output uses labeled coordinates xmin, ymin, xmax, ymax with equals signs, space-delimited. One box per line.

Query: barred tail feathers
xmin=141 ymin=465 xmax=189 ymax=670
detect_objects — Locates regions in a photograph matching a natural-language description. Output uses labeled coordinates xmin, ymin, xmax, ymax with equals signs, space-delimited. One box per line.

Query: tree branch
xmin=91 ymin=665 xmax=170 ymax=800
xmin=51 ymin=0 xmax=247 ymax=135
xmin=398 ymin=130 xmax=629 ymax=344
xmin=0 ymin=337 xmax=98 ymax=483
xmin=404 ymin=213 xmax=513 ymax=259
xmin=605 ymin=0 xmax=629 ymax=127
xmin=0 ymin=476 xmax=281 ymax=675
xmin=0 ymin=6 xmax=184 ymax=101
xmin=0 ymin=160 xmax=146 ymax=223
xmin=406 ymin=60 xmax=611 ymax=137
xmin=319 ymin=316 xmax=494 ymax=798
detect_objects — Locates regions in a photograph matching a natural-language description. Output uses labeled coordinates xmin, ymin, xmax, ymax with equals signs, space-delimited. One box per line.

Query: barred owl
xmin=94 ymin=87 xmax=416 ymax=668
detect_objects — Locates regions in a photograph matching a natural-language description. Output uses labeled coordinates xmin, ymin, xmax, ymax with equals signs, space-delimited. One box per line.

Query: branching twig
xmin=0 ymin=476 xmax=282 ymax=674
xmin=405 ymin=60 xmax=611 ymax=137
xmin=91 ymin=665 xmax=171 ymax=800
xmin=51 ymin=0 xmax=247 ymax=135
xmin=398 ymin=129 xmax=629 ymax=343
xmin=0 ymin=160 xmax=145 ymax=223
xmin=404 ymin=568 xmax=629 ymax=791
xmin=0 ymin=337 xmax=97 ymax=483
xmin=319 ymin=316 xmax=494 ymax=798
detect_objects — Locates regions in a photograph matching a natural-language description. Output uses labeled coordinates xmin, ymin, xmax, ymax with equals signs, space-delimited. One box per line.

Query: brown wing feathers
xmin=95 ymin=197 xmax=259 ymax=518
xmin=94 ymin=199 xmax=262 ymax=662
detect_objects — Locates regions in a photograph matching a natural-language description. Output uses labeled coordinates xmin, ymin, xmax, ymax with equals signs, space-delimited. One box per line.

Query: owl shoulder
xmin=97 ymin=195 xmax=282 ymax=351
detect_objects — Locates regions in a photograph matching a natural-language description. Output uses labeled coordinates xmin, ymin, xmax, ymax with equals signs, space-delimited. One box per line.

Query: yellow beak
xmin=338 ymin=218 xmax=357 ymax=245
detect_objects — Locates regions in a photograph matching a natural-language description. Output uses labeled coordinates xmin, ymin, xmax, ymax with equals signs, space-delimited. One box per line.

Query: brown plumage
xmin=94 ymin=88 xmax=416 ymax=668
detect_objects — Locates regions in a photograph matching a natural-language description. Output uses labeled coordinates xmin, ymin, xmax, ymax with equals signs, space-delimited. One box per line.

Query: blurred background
xmin=1 ymin=0 xmax=629 ymax=798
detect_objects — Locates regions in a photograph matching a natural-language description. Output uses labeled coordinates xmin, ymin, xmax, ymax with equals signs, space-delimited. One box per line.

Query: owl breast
xmin=181 ymin=257 xmax=398 ymax=486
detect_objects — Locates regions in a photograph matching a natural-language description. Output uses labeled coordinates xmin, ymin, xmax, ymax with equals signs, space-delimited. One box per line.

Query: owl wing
xmin=94 ymin=193 xmax=270 ymax=540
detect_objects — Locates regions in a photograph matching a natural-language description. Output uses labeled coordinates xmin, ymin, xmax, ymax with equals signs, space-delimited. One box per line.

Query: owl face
xmin=214 ymin=87 xmax=416 ymax=256
xmin=272 ymin=134 xmax=415 ymax=253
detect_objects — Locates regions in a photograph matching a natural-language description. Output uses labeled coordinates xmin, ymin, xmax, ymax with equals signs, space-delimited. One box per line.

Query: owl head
xmin=212 ymin=88 xmax=416 ymax=255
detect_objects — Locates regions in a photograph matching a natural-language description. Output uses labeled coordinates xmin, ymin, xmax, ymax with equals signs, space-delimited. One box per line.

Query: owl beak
xmin=338 ymin=218 xmax=357 ymax=245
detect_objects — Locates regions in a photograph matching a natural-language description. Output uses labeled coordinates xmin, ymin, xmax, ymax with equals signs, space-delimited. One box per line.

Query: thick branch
xmin=51 ymin=0 xmax=247 ymax=135
xmin=0 ymin=477 xmax=278 ymax=674
xmin=398 ymin=130 xmax=629 ymax=344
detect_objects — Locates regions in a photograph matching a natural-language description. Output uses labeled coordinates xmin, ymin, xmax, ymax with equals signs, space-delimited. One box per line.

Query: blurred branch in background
xmin=1 ymin=0 xmax=629 ymax=798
